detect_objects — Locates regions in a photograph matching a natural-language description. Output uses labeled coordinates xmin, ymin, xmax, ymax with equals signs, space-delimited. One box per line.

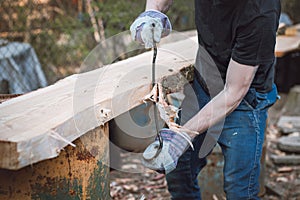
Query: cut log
xmin=0 ymin=36 xmax=198 ymax=170
xmin=278 ymin=136 xmax=300 ymax=153
xmin=277 ymin=116 xmax=300 ymax=134
xmin=271 ymin=154 xmax=300 ymax=165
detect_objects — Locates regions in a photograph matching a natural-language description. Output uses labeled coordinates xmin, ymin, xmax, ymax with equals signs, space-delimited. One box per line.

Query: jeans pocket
xmin=236 ymin=100 xmax=256 ymax=111
xmin=242 ymin=88 xmax=258 ymax=110
xmin=256 ymin=84 xmax=279 ymax=110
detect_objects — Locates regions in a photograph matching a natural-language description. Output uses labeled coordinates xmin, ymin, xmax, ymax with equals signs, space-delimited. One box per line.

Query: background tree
xmin=0 ymin=0 xmax=195 ymax=84
xmin=281 ymin=0 xmax=300 ymax=23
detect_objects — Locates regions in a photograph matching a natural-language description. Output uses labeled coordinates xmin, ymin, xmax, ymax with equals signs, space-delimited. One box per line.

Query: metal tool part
xmin=151 ymin=44 xmax=163 ymax=159
xmin=143 ymin=24 xmax=163 ymax=161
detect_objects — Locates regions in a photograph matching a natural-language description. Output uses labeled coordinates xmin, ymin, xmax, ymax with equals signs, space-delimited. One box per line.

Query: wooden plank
xmin=275 ymin=24 xmax=300 ymax=57
xmin=0 ymin=36 xmax=198 ymax=169
xmin=275 ymin=35 xmax=300 ymax=57
xmin=0 ymin=124 xmax=110 ymax=200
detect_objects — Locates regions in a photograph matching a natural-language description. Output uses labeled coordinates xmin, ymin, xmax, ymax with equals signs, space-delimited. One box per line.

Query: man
xmin=130 ymin=0 xmax=280 ymax=199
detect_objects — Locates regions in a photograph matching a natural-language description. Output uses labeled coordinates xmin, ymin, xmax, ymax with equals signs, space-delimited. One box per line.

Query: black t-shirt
xmin=194 ymin=0 xmax=281 ymax=92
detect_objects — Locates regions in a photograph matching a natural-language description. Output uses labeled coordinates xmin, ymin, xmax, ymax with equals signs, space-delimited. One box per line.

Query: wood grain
xmin=0 ymin=36 xmax=198 ymax=169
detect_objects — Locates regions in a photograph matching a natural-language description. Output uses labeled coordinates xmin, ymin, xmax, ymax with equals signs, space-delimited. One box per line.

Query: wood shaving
xmin=144 ymin=82 xmax=199 ymax=137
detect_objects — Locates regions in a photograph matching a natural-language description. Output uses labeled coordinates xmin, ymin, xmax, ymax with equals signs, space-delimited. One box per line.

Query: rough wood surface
xmin=0 ymin=36 xmax=198 ymax=170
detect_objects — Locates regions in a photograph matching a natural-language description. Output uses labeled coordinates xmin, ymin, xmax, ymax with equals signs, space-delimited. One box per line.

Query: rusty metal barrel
xmin=0 ymin=125 xmax=110 ymax=200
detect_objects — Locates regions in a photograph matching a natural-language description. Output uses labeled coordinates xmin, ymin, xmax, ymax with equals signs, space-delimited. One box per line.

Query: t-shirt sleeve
xmin=232 ymin=10 xmax=279 ymax=66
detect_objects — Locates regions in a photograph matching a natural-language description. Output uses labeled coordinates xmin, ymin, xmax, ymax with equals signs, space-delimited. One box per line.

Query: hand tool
xmin=143 ymin=26 xmax=164 ymax=160
xmin=151 ymin=43 xmax=163 ymax=159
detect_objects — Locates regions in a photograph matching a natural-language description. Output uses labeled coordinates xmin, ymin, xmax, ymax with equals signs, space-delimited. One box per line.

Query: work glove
xmin=142 ymin=128 xmax=193 ymax=174
xmin=130 ymin=10 xmax=172 ymax=49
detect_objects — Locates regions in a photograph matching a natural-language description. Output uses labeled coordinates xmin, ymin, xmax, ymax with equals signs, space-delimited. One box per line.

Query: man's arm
xmin=183 ymin=59 xmax=258 ymax=138
xmin=141 ymin=59 xmax=258 ymax=173
xmin=146 ymin=0 xmax=173 ymax=13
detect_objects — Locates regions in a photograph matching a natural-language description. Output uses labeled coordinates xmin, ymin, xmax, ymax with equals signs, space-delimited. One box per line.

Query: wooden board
xmin=0 ymin=36 xmax=198 ymax=170
xmin=275 ymin=35 xmax=300 ymax=57
xmin=275 ymin=23 xmax=300 ymax=57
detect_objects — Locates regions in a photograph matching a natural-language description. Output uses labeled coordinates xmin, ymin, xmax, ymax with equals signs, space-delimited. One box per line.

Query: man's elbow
xmin=224 ymin=83 xmax=249 ymax=107
xmin=224 ymin=59 xmax=258 ymax=109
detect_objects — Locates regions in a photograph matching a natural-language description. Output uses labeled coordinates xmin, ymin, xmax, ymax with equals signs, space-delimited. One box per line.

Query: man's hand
xmin=130 ymin=10 xmax=172 ymax=49
xmin=142 ymin=128 xmax=193 ymax=174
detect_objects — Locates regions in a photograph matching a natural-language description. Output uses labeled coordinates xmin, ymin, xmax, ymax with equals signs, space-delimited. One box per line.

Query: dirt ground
xmin=110 ymin=94 xmax=300 ymax=200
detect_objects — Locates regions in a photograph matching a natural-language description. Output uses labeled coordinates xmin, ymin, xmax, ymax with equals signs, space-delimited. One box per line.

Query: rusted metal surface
xmin=0 ymin=124 xmax=109 ymax=200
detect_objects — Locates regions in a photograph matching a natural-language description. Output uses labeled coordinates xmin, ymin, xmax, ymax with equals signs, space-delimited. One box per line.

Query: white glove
xmin=130 ymin=10 xmax=172 ymax=49
xmin=142 ymin=128 xmax=193 ymax=174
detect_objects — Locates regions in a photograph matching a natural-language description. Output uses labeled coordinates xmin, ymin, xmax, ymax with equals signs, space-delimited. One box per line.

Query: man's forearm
xmin=183 ymin=59 xmax=258 ymax=138
xmin=183 ymin=86 xmax=243 ymax=137
xmin=146 ymin=0 xmax=173 ymax=13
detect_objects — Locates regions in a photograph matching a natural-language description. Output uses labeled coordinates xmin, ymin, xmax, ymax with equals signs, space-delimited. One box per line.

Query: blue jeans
xmin=166 ymin=80 xmax=278 ymax=200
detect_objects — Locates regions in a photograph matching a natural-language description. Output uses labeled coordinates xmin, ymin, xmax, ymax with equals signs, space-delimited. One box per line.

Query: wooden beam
xmin=0 ymin=36 xmax=198 ymax=170
xmin=275 ymin=35 xmax=300 ymax=57
xmin=275 ymin=24 xmax=300 ymax=58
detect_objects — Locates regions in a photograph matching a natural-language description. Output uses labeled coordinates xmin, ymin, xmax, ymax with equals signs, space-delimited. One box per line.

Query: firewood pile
xmin=265 ymin=86 xmax=300 ymax=199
